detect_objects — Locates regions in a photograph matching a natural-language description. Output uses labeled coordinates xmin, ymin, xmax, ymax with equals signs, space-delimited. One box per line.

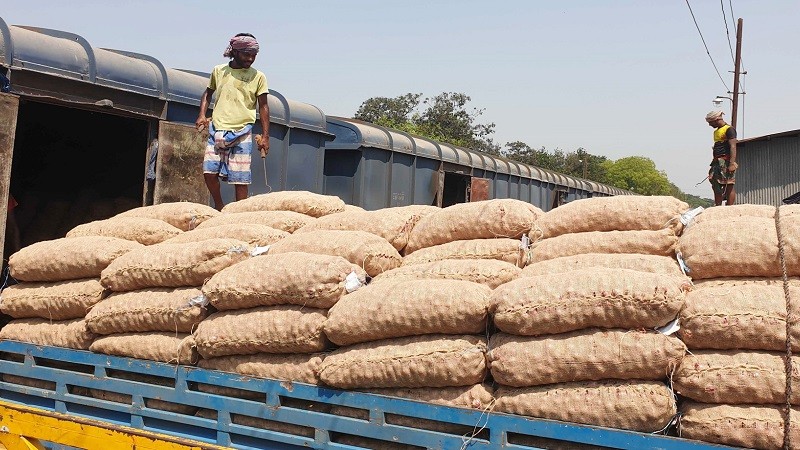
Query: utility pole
xmin=731 ymin=18 xmax=743 ymax=130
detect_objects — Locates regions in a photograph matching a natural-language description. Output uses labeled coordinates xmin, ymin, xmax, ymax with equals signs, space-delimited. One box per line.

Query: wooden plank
xmin=0 ymin=93 xmax=19 ymax=266
xmin=154 ymin=121 xmax=208 ymax=205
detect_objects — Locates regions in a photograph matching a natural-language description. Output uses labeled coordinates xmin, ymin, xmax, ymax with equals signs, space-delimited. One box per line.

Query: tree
xmin=602 ymin=156 xmax=672 ymax=195
xmin=353 ymin=92 xmax=501 ymax=155
xmin=502 ymin=143 xmax=607 ymax=180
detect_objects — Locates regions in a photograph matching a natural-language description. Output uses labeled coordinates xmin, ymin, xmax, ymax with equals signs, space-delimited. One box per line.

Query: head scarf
xmin=223 ymin=35 xmax=259 ymax=58
xmin=705 ymin=110 xmax=724 ymax=121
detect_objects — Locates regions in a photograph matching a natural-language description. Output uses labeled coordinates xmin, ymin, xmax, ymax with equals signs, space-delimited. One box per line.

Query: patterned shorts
xmin=708 ymin=158 xmax=735 ymax=195
xmin=202 ymin=134 xmax=252 ymax=185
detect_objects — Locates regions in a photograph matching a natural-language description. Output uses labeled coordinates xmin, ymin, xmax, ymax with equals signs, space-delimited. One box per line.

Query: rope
xmin=776 ymin=204 xmax=793 ymax=449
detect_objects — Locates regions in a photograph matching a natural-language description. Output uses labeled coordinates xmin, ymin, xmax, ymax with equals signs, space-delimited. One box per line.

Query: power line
xmin=720 ymin=0 xmax=736 ymax=63
xmin=685 ymin=0 xmax=730 ymax=92
xmin=726 ymin=0 xmax=746 ymax=90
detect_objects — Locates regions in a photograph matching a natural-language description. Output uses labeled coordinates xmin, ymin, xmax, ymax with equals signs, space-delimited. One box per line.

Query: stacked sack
xmin=371 ymin=199 xmax=542 ymax=288
xmin=675 ymin=204 xmax=800 ymax=450
xmin=489 ymin=196 xmax=692 ymax=432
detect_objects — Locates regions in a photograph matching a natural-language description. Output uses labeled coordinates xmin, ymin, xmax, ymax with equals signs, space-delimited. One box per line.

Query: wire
xmin=686 ymin=0 xmax=730 ymax=91
xmin=720 ymin=0 xmax=736 ymax=64
xmin=727 ymin=0 xmax=746 ymax=92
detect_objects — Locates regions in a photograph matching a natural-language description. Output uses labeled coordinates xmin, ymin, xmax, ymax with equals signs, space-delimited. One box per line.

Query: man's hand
xmin=196 ymin=117 xmax=210 ymax=133
xmin=257 ymin=133 xmax=270 ymax=156
xmin=728 ymin=161 xmax=739 ymax=173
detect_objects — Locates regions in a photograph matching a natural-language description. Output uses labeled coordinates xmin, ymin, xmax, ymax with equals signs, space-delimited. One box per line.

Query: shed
xmin=735 ymin=129 xmax=800 ymax=205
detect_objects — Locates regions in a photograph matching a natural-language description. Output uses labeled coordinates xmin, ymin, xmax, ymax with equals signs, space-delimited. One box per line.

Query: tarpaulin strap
xmin=777 ymin=204 xmax=793 ymax=450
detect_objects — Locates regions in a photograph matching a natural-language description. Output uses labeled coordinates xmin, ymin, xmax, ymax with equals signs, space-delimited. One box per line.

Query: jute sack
xmin=495 ymin=380 xmax=676 ymax=432
xmin=488 ymin=329 xmax=686 ymax=387
xmin=115 ymin=202 xmax=219 ymax=231
xmin=343 ymin=204 xmax=365 ymax=213
xmin=89 ymin=370 xmax=198 ymax=415
xmin=195 ymin=409 xmax=316 ymax=439
xmin=678 ymin=215 xmax=800 ymax=279
xmin=195 ymin=210 xmax=313 ymax=234
xmin=371 ymin=259 xmax=522 ymax=289
xmin=405 ymin=199 xmax=542 ymax=254
xmin=198 ymin=353 xmax=324 ymax=385
xmin=325 ymin=279 xmax=491 ymax=346
xmin=194 ymin=305 xmax=329 ymax=358
xmin=295 ymin=207 xmax=426 ymax=252
xmin=0 ymin=318 xmax=94 ymax=350
xmin=693 ymin=277 xmax=800 ymax=288
xmin=529 ymin=229 xmax=678 ymax=264
xmin=221 ymin=191 xmax=345 ymax=217
xmin=402 ymin=238 xmax=527 ymax=268
xmin=267 ymin=230 xmax=401 ymax=277
xmin=319 ymin=334 xmax=488 ymax=389
xmin=100 ymin=238 xmax=251 ymax=291
xmin=0 ymin=278 xmax=105 ymax=320
xmin=673 ymin=351 xmax=800 ymax=405
xmin=680 ymin=402 xmax=800 ymax=450
xmin=67 ymin=217 xmax=182 ymax=245
xmin=531 ymin=196 xmax=689 ymax=240
xmin=522 ymin=253 xmax=684 ymax=277
xmin=688 ymin=203 xmax=800 ymax=227
xmin=89 ymin=332 xmax=197 ymax=364
xmin=162 ymin=223 xmax=288 ymax=247
xmin=203 ymin=252 xmax=367 ymax=310
xmin=85 ymin=287 xmax=208 ymax=335
xmin=679 ymin=284 xmax=800 ymax=351
xmin=391 ymin=204 xmax=440 ymax=218
xmin=9 ymin=236 xmax=143 ymax=282
xmin=492 ymin=268 xmax=689 ymax=336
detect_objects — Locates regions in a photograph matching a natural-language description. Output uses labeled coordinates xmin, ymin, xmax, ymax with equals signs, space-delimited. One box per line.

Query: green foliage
xmin=501 ymin=143 xmax=608 ymax=181
xmin=601 ymin=156 xmax=672 ymax=195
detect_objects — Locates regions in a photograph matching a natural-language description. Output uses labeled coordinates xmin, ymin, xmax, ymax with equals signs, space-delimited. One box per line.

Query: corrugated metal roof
xmin=738 ymin=129 xmax=800 ymax=144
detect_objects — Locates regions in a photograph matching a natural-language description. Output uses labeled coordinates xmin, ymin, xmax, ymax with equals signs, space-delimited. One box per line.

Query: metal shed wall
xmin=736 ymin=131 xmax=800 ymax=205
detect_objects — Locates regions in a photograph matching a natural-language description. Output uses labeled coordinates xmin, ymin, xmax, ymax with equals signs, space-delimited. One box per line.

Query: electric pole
xmin=731 ymin=18 xmax=743 ymax=130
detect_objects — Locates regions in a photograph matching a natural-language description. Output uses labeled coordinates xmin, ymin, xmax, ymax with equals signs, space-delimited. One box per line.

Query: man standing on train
xmin=705 ymin=110 xmax=738 ymax=206
xmin=196 ymin=33 xmax=270 ymax=210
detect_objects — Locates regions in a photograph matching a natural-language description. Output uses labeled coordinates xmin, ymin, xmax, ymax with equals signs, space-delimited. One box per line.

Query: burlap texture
xmin=0 ymin=278 xmax=105 ymax=320
xmin=522 ymin=253 xmax=684 ymax=277
xmin=531 ymin=196 xmax=688 ymax=240
xmin=85 ymin=287 xmax=208 ymax=335
xmin=693 ymin=277 xmax=800 ymax=288
xmin=195 ymin=409 xmax=316 ymax=438
xmin=295 ymin=207 xmax=426 ymax=252
xmin=529 ymin=229 xmax=678 ymax=263
xmin=488 ymin=329 xmax=686 ymax=387
xmin=679 ymin=401 xmax=800 ymax=450
xmin=267 ymin=230 xmax=401 ymax=277
xmin=89 ymin=332 xmax=197 ymax=364
xmin=203 ymin=252 xmax=366 ymax=310
xmin=366 ymin=384 xmax=494 ymax=410
xmin=319 ymin=334 xmax=488 ymax=389
xmin=195 ymin=210 xmax=313 ymax=233
xmin=372 ymin=259 xmax=521 ymax=289
xmin=9 ymin=236 xmax=143 ymax=282
xmin=689 ymin=204 xmax=800 ymax=227
xmin=162 ymin=223 xmax=288 ymax=247
xmin=0 ymin=318 xmax=94 ymax=350
xmin=100 ymin=238 xmax=251 ymax=291
xmin=679 ymin=284 xmax=800 ymax=351
xmin=495 ymin=380 xmax=676 ymax=432
xmin=343 ymin=204 xmax=365 ymax=213
xmin=194 ymin=306 xmax=329 ymax=358
xmin=402 ymin=238 xmax=526 ymax=268
xmin=89 ymin=370 xmax=197 ymax=415
xmin=391 ymin=204 xmax=440 ymax=218
xmin=325 ymin=279 xmax=491 ymax=346
xmin=220 ymin=191 xmax=345 ymax=217
xmin=492 ymin=268 xmax=688 ymax=336
xmin=678 ymin=215 xmax=800 ymax=279
xmin=116 ymin=202 xmax=219 ymax=231
xmin=67 ymin=217 xmax=182 ymax=245
xmin=198 ymin=353 xmax=324 ymax=384
xmin=673 ymin=351 xmax=800 ymax=405
xmin=405 ymin=199 xmax=541 ymax=254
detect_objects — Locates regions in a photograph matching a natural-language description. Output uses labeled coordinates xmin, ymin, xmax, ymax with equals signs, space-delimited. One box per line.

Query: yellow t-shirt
xmin=209 ymin=64 xmax=268 ymax=131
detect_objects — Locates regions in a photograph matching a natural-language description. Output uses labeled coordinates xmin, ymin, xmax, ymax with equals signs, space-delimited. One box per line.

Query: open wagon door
xmin=0 ymin=93 xmax=19 ymax=265
xmin=152 ymin=121 xmax=209 ymax=205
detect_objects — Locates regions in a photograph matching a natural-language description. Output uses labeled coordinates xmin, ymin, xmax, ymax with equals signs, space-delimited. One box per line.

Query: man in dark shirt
xmin=705 ymin=110 xmax=738 ymax=206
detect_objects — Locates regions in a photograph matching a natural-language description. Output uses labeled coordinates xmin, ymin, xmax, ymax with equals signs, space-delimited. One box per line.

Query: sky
xmin=2 ymin=1 xmax=798 ymax=197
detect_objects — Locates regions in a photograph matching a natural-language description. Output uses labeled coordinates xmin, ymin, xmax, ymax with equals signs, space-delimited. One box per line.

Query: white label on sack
xmin=251 ymin=245 xmax=271 ymax=257
xmin=657 ymin=318 xmax=680 ymax=336
xmin=345 ymin=270 xmax=365 ymax=293
xmin=188 ymin=295 xmax=209 ymax=308
xmin=520 ymin=235 xmax=531 ymax=250
xmin=676 ymin=251 xmax=691 ymax=275
xmin=680 ymin=206 xmax=705 ymax=227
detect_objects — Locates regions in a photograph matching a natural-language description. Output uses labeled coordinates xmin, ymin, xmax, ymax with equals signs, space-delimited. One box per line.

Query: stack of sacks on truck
xmin=371 ymin=199 xmax=542 ymax=288
xmin=674 ymin=204 xmax=800 ymax=450
xmin=192 ymin=252 xmax=368 ymax=437
xmin=488 ymin=196 xmax=692 ymax=432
